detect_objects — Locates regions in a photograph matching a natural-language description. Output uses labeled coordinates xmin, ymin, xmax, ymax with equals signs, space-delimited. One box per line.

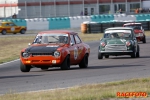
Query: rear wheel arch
xmin=20 ymin=29 xmax=26 ymax=34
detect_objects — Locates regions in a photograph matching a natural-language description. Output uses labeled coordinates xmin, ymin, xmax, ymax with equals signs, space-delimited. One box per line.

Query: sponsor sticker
xmin=11 ymin=27 xmax=15 ymax=31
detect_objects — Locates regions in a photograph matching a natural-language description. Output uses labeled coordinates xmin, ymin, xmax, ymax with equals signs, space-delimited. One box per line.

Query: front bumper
xmin=136 ymin=37 xmax=144 ymax=41
xmin=99 ymin=50 xmax=133 ymax=55
xmin=20 ymin=56 xmax=62 ymax=66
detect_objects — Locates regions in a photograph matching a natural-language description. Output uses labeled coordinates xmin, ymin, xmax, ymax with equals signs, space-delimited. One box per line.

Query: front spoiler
xmin=20 ymin=56 xmax=62 ymax=66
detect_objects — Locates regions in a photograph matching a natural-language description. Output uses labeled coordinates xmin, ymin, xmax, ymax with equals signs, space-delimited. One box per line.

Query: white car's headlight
xmin=22 ymin=52 xmax=30 ymax=57
xmin=54 ymin=51 xmax=60 ymax=57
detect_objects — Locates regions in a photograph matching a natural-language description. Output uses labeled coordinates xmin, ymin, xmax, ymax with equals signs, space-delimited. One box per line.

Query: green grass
xmin=0 ymin=77 xmax=149 ymax=100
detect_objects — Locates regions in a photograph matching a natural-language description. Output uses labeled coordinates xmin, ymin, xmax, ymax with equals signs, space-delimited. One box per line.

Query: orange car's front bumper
xmin=20 ymin=56 xmax=62 ymax=66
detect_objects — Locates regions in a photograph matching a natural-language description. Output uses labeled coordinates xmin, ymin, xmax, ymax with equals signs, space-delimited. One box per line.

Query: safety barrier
xmin=91 ymin=15 xmax=114 ymax=23
xmin=1 ymin=14 xmax=150 ymax=31
xmin=48 ymin=17 xmax=70 ymax=29
xmin=26 ymin=18 xmax=49 ymax=30
xmin=2 ymin=19 xmax=26 ymax=27
xmin=70 ymin=16 xmax=91 ymax=28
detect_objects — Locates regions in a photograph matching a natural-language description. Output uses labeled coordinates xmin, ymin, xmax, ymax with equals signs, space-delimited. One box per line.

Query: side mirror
xmin=70 ymin=42 xmax=74 ymax=46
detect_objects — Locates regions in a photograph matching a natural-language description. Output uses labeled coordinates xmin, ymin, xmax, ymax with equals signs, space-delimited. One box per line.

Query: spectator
xmin=135 ymin=8 xmax=139 ymax=14
xmin=12 ymin=13 xmax=17 ymax=18
xmin=117 ymin=9 xmax=122 ymax=14
xmin=84 ymin=10 xmax=88 ymax=16
xmin=80 ymin=11 xmax=83 ymax=16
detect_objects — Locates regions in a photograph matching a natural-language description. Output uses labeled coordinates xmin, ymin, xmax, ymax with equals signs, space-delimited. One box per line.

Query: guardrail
xmin=1 ymin=14 xmax=150 ymax=31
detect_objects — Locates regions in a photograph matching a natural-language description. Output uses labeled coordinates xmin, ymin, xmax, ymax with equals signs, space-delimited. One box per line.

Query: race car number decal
xmin=74 ymin=47 xmax=78 ymax=60
xmin=11 ymin=27 xmax=15 ymax=31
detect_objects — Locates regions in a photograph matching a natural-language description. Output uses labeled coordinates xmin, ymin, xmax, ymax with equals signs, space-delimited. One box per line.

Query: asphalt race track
xmin=0 ymin=38 xmax=150 ymax=94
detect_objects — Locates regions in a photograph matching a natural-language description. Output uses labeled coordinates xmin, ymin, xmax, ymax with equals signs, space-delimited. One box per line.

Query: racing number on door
xmin=11 ymin=27 xmax=15 ymax=31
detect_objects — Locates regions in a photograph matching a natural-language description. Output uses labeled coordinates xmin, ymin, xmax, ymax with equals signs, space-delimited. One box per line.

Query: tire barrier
xmin=81 ymin=23 xmax=88 ymax=33
xmin=86 ymin=21 xmax=150 ymax=33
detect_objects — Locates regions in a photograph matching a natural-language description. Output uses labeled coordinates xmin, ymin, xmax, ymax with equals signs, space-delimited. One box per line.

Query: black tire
xmin=98 ymin=52 xmax=103 ymax=59
xmin=41 ymin=67 xmax=49 ymax=71
xmin=20 ymin=29 xmax=26 ymax=34
xmin=1 ymin=30 xmax=6 ymax=35
xmin=131 ymin=47 xmax=136 ymax=58
xmin=61 ymin=55 xmax=70 ymax=70
xmin=142 ymin=36 xmax=146 ymax=43
xmin=79 ymin=54 xmax=88 ymax=68
xmin=105 ymin=55 xmax=109 ymax=58
xmin=13 ymin=33 xmax=17 ymax=34
xmin=136 ymin=45 xmax=140 ymax=58
xmin=20 ymin=61 xmax=31 ymax=72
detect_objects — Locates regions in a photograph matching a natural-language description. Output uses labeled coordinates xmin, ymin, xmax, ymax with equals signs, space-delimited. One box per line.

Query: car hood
xmin=25 ymin=44 xmax=61 ymax=53
xmin=134 ymin=29 xmax=143 ymax=33
xmin=105 ymin=38 xmax=128 ymax=45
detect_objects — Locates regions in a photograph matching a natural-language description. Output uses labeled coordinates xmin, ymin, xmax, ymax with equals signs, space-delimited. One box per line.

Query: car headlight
xmin=54 ymin=51 xmax=60 ymax=57
xmin=101 ymin=42 xmax=106 ymax=47
xmin=126 ymin=41 xmax=131 ymax=46
xmin=22 ymin=52 xmax=30 ymax=57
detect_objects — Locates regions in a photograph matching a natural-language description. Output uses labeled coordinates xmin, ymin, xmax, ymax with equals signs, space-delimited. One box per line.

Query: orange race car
xmin=20 ymin=30 xmax=90 ymax=72
xmin=0 ymin=21 xmax=26 ymax=35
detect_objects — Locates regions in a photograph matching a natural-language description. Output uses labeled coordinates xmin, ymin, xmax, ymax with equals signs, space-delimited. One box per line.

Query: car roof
xmin=105 ymin=27 xmax=133 ymax=31
xmin=123 ymin=23 xmax=142 ymax=26
xmin=38 ymin=30 xmax=78 ymax=35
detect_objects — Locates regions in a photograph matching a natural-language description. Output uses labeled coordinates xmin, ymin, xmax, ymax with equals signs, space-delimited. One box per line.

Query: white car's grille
xmin=105 ymin=45 xmax=127 ymax=51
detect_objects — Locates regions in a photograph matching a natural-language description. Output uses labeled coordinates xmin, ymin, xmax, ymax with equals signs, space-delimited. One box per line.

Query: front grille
xmin=31 ymin=53 xmax=53 ymax=56
xmin=105 ymin=45 xmax=127 ymax=51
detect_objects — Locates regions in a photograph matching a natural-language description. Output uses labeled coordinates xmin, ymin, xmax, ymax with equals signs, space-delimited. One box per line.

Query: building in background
xmin=0 ymin=0 xmax=150 ymax=18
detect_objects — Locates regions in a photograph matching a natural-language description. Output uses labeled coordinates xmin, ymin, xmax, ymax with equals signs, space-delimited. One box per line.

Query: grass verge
xmin=0 ymin=77 xmax=150 ymax=100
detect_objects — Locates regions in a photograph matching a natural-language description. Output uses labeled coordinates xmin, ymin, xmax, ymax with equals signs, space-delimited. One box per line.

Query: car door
xmin=74 ymin=34 xmax=84 ymax=63
xmin=69 ymin=34 xmax=78 ymax=65
xmin=9 ymin=23 xmax=18 ymax=33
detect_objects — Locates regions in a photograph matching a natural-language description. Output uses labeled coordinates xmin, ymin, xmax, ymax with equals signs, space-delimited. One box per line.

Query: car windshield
xmin=33 ymin=33 xmax=69 ymax=44
xmin=104 ymin=30 xmax=132 ymax=39
xmin=124 ymin=25 xmax=142 ymax=30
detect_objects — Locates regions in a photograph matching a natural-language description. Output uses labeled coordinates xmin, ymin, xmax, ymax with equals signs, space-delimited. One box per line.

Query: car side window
xmin=5 ymin=23 xmax=9 ymax=26
xmin=70 ymin=35 xmax=75 ymax=45
xmin=104 ymin=33 xmax=111 ymax=38
xmin=9 ymin=23 xmax=15 ymax=26
xmin=74 ymin=35 xmax=81 ymax=44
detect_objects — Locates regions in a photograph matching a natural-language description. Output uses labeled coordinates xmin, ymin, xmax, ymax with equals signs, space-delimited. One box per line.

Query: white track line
xmin=0 ymin=59 xmax=20 ymax=66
